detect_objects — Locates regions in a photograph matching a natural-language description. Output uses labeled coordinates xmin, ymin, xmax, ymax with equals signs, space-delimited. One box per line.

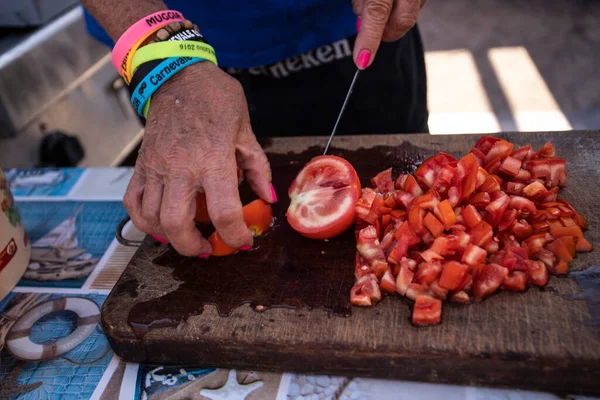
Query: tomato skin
xmin=473 ymin=263 xmax=509 ymax=298
xmin=439 ymin=261 xmax=469 ymax=290
xmin=288 ymin=155 xmax=361 ymax=239
xmin=208 ymin=199 xmax=273 ymax=256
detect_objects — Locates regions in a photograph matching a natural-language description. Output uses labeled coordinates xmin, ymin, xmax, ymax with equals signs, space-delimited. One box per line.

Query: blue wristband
xmin=130 ymin=56 xmax=205 ymax=117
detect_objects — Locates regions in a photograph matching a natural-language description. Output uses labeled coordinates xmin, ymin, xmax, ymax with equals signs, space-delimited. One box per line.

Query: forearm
xmin=81 ymin=0 xmax=168 ymax=41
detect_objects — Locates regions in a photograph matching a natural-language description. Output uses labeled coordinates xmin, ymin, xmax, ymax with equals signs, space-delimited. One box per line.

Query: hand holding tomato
xmin=123 ymin=63 xmax=275 ymax=257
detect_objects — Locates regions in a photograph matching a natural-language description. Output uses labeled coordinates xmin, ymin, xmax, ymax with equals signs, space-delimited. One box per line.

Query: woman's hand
xmin=123 ymin=62 xmax=275 ymax=256
xmin=352 ymin=0 xmax=427 ymax=69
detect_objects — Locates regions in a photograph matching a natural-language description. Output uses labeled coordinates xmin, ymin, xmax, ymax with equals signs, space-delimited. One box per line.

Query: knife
xmin=323 ymin=69 xmax=360 ymax=155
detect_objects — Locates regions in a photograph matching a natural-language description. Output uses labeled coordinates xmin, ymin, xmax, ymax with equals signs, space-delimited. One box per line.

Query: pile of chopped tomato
xmin=351 ymin=136 xmax=592 ymax=326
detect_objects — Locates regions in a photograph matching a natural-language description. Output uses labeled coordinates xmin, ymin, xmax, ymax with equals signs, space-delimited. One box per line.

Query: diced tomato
xmin=381 ymin=214 xmax=392 ymax=231
xmin=471 ymin=147 xmax=487 ymax=166
xmin=456 ymin=152 xmax=480 ymax=199
xmin=356 ymin=188 xmax=377 ymax=221
xmin=447 ymin=186 xmax=461 ymax=208
xmin=383 ymin=193 xmax=397 ymax=209
xmin=390 ymin=209 xmax=407 ymax=222
xmin=537 ymin=248 xmax=557 ymax=272
xmin=498 ymin=209 xmax=517 ymax=232
xmin=575 ymin=212 xmax=588 ymax=230
xmin=526 ymin=158 xmax=567 ymax=187
xmin=512 ymin=220 xmax=533 ymax=241
xmin=412 ymin=296 xmax=442 ymax=326
xmin=423 ymin=212 xmax=445 ymax=238
xmin=350 ymin=274 xmax=382 ymax=306
xmin=408 ymin=207 xmax=426 ymax=234
xmin=394 ymin=221 xmax=421 ymax=246
xmin=393 ymin=190 xmax=415 ymax=209
xmin=478 ymin=175 xmax=501 ymax=193
xmin=429 ymin=279 xmax=449 ymax=300
xmin=527 ymin=260 xmax=549 ymax=286
xmin=414 ymin=153 xmax=456 ymax=189
xmin=406 ymin=283 xmax=434 ymax=301
xmin=470 ymin=221 xmax=494 ymax=247
xmin=461 ymin=243 xmax=487 ymax=266
xmin=502 ymin=271 xmax=527 ymax=291
xmin=466 ymin=192 xmax=491 ymax=209
xmin=485 ymin=140 xmax=515 ymax=164
xmin=371 ymin=260 xmax=389 ymax=279
xmin=474 ymin=136 xmax=502 ymax=155
xmin=420 ymin=249 xmax=444 ymax=263
xmin=449 ymin=291 xmax=471 ymax=303
xmin=472 ymin=264 xmax=509 ymax=298
xmin=438 ymin=261 xmax=469 ymax=290
xmin=506 ymin=182 xmax=525 ymax=195
xmin=556 ymin=235 xmax=576 ymax=257
xmin=476 ymin=167 xmax=489 ymax=189
xmin=461 ymin=204 xmax=483 ymax=230
xmin=522 ymin=181 xmax=546 ymax=198
xmin=550 ymin=225 xmax=583 ymax=240
xmin=484 ymin=239 xmax=500 ymax=254
xmin=546 ymin=238 xmax=573 ymax=262
xmin=414 ymin=261 xmax=443 ymax=285
xmin=500 ymin=156 xmax=522 ymax=177
xmin=536 ymin=141 xmax=556 ymax=158
xmin=576 ymin=237 xmax=593 ymax=252
xmin=412 ymin=189 xmax=441 ymax=211
xmin=524 ymin=233 xmax=553 ymax=256
xmin=421 ymin=231 xmax=435 ymax=247
xmin=371 ymin=168 xmax=394 ymax=193
xmin=509 ymin=195 xmax=537 ymax=216
xmin=555 ymin=259 xmax=569 ymax=274
xmin=399 ymin=174 xmax=424 ymax=196
xmin=435 ymin=200 xmax=457 ymax=230
xmin=380 ymin=268 xmax=397 ymax=293
xmin=357 ymin=226 xmax=385 ymax=266
xmin=534 ymin=187 xmax=558 ymax=203
xmin=510 ymin=145 xmax=532 ymax=161
xmin=513 ymin=169 xmax=531 ymax=183
xmin=484 ymin=191 xmax=510 ymax=227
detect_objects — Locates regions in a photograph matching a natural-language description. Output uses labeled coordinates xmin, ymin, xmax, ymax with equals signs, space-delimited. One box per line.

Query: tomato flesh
xmin=287 ymin=155 xmax=361 ymax=239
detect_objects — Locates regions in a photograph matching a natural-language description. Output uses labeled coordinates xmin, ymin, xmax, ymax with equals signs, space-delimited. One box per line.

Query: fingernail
xmin=269 ymin=183 xmax=278 ymax=203
xmin=198 ymin=253 xmax=211 ymax=259
xmin=357 ymin=49 xmax=371 ymax=70
xmin=240 ymin=245 xmax=252 ymax=251
xmin=152 ymin=234 xmax=168 ymax=244
xmin=356 ymin=17 xmax=361 ymax=33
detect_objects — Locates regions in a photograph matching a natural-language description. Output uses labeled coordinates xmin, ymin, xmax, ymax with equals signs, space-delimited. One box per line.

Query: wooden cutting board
xmin=102 ymin=131 xmax=600 ymax=395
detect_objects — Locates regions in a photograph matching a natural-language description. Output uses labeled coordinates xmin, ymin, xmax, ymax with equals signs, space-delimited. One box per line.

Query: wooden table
xmin=102 ymin=131 xmax=600 ymax=395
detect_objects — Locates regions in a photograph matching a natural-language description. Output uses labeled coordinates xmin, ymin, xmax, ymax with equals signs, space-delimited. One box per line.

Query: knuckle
xmin=365 ymin=0 xmax=392 ymax=24
xmin=210 ymin=205 xmax=242 ymax=228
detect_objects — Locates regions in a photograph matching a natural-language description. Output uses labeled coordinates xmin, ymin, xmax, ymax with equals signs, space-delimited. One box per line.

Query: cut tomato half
xmin=287 ymin=155 xmax=361 ymax=239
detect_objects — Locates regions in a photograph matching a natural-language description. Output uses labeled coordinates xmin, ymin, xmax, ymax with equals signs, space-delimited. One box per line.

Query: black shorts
xmin=227 ymin=25 xmax=429 ymax=137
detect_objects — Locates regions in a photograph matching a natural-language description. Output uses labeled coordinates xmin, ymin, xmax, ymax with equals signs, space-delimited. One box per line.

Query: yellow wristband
xmin=131 ymin=41 xmax=217 ymax=76
xmin=123 ymin=30 xmax=158 ymax=84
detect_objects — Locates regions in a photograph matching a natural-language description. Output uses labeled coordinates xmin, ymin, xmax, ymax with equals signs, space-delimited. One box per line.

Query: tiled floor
xmin=420 ymin=0 xmax=600 ymax=133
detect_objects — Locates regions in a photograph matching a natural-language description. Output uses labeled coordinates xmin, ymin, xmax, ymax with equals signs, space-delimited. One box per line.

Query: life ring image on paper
xmin=5 ymin=297 xmax=100 ymax=361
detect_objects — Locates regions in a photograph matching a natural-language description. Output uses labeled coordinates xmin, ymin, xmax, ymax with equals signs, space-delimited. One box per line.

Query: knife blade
xmin=323 ymin=69 xmax=360 ymax=155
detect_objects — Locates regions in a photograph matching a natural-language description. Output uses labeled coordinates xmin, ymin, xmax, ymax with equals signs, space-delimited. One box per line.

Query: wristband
xmin=131 ymin=41 xmax=217 ymax=74
xmin=111 ymin=10 xmax=185 ymax=73
xmin=130 ymin=56 xmax=205 ymax=117
xmin=127 ymin=31 xmax=206 ymax=97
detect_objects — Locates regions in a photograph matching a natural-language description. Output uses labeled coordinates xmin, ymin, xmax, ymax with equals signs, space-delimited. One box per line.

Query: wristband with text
xmin=130 ymin=56 xmax=205 ymax=117
xmin=111 ymin=10 xmax=185 ymax=73
xmin=131 ymin=41 xmax=217 ymax=74
xmin=127 ymin=30 xmax=206 ymax=92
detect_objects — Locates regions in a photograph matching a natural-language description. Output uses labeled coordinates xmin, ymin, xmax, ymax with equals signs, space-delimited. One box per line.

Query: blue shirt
xmin=83 ymin=0 xmax=356 ymax=68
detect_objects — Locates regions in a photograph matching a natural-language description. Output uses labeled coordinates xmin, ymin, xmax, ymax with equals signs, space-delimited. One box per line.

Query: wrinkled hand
xmin=124 ymin=62 xmax=274 ymax=256
xmin=352 ymin=0 xmax=427 ymax=69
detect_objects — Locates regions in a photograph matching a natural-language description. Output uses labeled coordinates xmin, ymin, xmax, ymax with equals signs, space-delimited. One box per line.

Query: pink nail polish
xmin=356 ymin=17 xmax=361 ymax=33
xmin=357 ymin=50 xmax=371 ymax=70
xmin=240 ymin=245 xmax=252 ymax=251
xmin=152 ymin=234 xmax=168 ymax=244
xmin=269 ymin=183 xmax=278 ymax=203
xmin=198 ymin=253 xmax=211 ymax=259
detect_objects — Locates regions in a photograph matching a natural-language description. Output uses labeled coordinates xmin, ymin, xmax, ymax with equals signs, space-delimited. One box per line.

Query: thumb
xmin=353 ymin=0 xmax=393 ymax=70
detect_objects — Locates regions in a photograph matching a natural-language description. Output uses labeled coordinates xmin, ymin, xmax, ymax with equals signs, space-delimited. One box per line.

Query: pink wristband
xmin=111 ymin=10 xmax=185 ymax=73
